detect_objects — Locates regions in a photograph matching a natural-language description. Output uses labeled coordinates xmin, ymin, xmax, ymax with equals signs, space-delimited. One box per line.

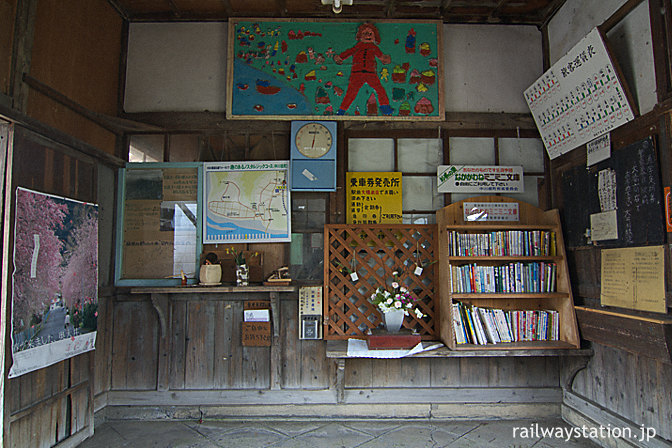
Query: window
xmin=347 ymin=134 xmax=547 ymax=219
xmin=348 ymin=137 xmax=444 ymax=224
xmin=115 ymin=163 xmax=201 ymax=285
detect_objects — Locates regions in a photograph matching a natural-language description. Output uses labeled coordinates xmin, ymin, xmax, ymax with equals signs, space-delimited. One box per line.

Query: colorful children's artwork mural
xmin=227 ymin=19 xmax=443 ymax=120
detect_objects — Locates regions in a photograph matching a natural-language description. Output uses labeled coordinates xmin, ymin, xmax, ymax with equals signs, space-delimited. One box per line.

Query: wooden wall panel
xmin=343 ymin=357 xmax=559 ymax=388
xmin=25 ymin=0 xmax=122 ymax=154
xmin=110 ymin=300 xmax=158 ymax=390
xmin=0 ymin=0 xmax=16 ymax=97
xmin=572 ymin=343 xmax=672 ymax=441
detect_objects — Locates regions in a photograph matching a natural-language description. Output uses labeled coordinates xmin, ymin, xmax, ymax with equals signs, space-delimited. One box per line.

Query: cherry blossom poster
xmin=227 ymin=19 xmax=443 ymax=120
xmin=9 ymin=188 xmax=98 ymax=378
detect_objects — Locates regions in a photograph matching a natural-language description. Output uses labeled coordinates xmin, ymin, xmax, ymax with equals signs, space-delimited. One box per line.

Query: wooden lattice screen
xmin=324 ymin=224 xmax=438 ymax=339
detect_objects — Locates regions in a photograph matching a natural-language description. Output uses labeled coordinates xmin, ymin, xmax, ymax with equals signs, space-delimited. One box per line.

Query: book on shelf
xmin=453 ymin=302 xmax=560 ymax=346
xmin=450 ymin=262 xmax=557 ymax=294
xmin=448 ymin=230 xmax=556 ymax=257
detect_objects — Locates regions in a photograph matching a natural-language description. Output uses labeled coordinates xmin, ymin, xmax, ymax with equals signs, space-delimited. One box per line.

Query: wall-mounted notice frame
xmin=524 ymin=27 xmax=636 ymax=160
xmin=601 ymin=246 xmax=666 ymax=313
xmin=115 ymin=163 xmax=202 ymax=286
xmin=227 ymin=18 xmax=444 ymax=121
xmin=203 ymin=161 xmax=291 ymax=243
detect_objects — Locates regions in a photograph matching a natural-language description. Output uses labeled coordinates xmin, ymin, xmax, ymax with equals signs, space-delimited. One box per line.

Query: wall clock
xmin=290 ymin=121 xmax=337 ymax=191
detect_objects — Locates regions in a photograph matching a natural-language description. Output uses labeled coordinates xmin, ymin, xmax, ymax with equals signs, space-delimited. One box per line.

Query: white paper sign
xmin=437 ymin=165 xmax=524 ymax=193
xmin=590 ymin=210 xmax=618 ymax=241
xmin=597 ymin=168 xmax=617 ymax=212
xmin=350 ymin=272 xmax=358 ymax=281
xmin=463 ymin=202 xmax=520 ymax=222
xmin=244 ymin=309 xmax=270 ymax=322
xmin=587 ymin=133 xmax=611 ymax=166
xmin=414 ymin=266 xmax=423 ymax=276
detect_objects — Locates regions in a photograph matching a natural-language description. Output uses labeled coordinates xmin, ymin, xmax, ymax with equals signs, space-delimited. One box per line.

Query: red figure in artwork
xmin=334 ymin=22 xmax=393 ymax=116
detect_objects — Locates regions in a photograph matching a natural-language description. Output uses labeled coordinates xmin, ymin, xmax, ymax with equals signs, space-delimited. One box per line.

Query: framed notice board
xmin=560 ymin=137 xmax=664 ymax=248
xmin=115 ymin=163 xmax=202 ymax=286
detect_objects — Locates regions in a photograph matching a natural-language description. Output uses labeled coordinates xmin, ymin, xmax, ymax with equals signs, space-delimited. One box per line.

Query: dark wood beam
xmin=121 ymin=111 xmax=538 ymax=134
xmin=220 ymin=0 xmax=233 ymax=17
xmin=277 ymin=0 xmax=287 ymax=17
xmin=0 ymin=103 xmax=125 ymax=168
xmin=385 ymin=0 xmax=397 ymax=18
xmin=440 ymin=0 xmax=454 ymax=18
xmin=489 ymin=0 xmax=509 ymax=21
xmin=540 ymin=0 xmax=567 ymax=28
xmin=22 ymin=74 xmax=162 ymax=134
xmin=106 ymin=0 xmax=130 ymax=20
xmin=10 ymin=0 xmax=38 ymax=113
xmin=600 ymin=0 xmax=645 ymax=33
xmin=167 ymin=0 xmax=181 ymax=19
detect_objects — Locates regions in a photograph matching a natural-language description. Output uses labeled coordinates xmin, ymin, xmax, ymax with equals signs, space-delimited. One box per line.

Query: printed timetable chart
xmin=524 ymin=27 xmax=635 ymax=160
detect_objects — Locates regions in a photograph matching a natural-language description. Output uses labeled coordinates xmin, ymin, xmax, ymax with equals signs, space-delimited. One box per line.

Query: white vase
xmin=236 ymin=264 xmax=249 ymax=286
xmin=383 ymin=309 xmax=405 ymax=333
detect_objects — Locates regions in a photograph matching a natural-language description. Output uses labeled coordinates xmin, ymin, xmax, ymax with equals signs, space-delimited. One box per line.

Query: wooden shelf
xmin=130 ymin=285 xmax=297 ymax=294
xmin=437 ymin=196 xmax=580 ymax=351
xmin=325 ymin=340 xmax=591 ymax=358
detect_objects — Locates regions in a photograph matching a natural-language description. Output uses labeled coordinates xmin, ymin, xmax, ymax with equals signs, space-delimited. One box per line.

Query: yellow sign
xmin=346 ymin=172 xmax=402 ymax=224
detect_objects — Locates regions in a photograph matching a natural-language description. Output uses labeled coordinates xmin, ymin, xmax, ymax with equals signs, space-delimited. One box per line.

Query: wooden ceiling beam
xmin=220 ymin=0 xmax=233 ymax=17
xmin=489 ymin=0 xmax=509 ymax=20
xmin=106 ymin=0 xmax=130 ymax=20
xmin=277 ymin=0 xmax=288 ymax=17
xmin=167 ymin=0 xmax=181 ymax=19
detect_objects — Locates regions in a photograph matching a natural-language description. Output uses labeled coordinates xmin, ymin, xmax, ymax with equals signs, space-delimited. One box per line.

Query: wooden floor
xmin=79 ymin=418 xmax=599 ymax=447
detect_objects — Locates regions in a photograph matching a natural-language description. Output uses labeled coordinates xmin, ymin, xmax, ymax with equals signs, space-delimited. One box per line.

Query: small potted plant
xmin=369 ymin=271 xmax=424 ymax=333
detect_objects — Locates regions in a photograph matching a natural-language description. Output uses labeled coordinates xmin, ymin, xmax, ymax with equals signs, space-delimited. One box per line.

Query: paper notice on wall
xmin=598 ymin=168 xmax=617 ymax=212
xmin=587 ymin=133 xmax=611 ymax=166
xmin=590 ymin=210 xmax=618 ymax=241
xmin=30 ymin=234 xmax=40 ymax=278
xmin=244 ymin=309 xmax=270 ymax=322
xmin=601 ymin=246 xmax=666 ymax=313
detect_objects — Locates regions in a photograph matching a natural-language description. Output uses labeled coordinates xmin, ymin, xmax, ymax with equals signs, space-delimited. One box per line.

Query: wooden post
xmin=269 ymin=292 xmax=282 ymax=390
xmin=150 ymin=293 xmax=171 ymax=391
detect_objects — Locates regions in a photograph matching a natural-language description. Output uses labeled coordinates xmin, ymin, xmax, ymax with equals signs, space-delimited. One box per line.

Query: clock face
xmin=295 ymin=122 xmax=333 ymax=158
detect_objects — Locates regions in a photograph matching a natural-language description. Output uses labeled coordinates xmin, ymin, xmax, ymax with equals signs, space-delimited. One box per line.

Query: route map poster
xmin=203 ymin=161 xmax=291 ymax=243
xmin=227 ymin=19 xmax=443 ymax=120
xmin=10 ymin=188 xmax=98 ymax=378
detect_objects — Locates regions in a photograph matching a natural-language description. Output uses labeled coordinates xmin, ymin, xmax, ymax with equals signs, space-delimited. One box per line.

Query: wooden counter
xmin=326 ymin=340 xmax=593 ymax=403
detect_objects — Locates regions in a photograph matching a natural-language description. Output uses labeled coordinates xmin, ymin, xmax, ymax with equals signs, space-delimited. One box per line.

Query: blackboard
xmin=561 ymin=137 xmax=664 ymax=248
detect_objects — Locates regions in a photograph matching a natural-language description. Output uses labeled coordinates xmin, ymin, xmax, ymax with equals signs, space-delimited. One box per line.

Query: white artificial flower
xmin=400 ymin=286 xmax=407 ymax=293
xmin=394 ymin=301 xmax=402 ymax=308
xmin=392 ymin=271 xmax=398 ymax=276
xmin=414 ymin=308 xmax=424 ymax=318
xmin=384 ymin=290 xmax=391 ymax=298
xmin=406 ymin=303 xmax=412 ymax=308
xmin=391 ymin=282 xmax=399 ymax=289
xmin=385 ymin=298 xmax=393 ymax=305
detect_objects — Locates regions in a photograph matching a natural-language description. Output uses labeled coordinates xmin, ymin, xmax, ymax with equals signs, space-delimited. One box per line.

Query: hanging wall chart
xmin=524 ymin=27 xmax=636 ymax=160
xmin=227 ymin=19 xmax=444 ymax=120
